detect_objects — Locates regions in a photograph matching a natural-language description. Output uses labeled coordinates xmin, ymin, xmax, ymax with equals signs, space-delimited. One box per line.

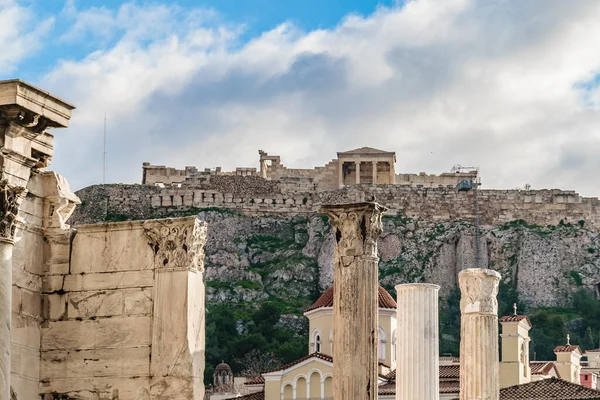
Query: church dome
xmin=304 ymin=285 xmax=397 ymax=313
xmin=215 ymin=361 xmax=232 ymax=372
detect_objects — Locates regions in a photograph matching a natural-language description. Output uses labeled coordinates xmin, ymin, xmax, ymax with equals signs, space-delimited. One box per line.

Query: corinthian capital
xmin=459 ymin=268 xmax=501 ymax=315
xmin=0 ymin=179 xmax=26 ymax=242
xmin=320 ymin=202 xmax=387 ymax=258
xmin=143 ymin=217 xmax=207 ymax=272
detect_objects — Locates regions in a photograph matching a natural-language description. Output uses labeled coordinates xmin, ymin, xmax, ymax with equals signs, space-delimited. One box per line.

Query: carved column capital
xmin=320 ymin=202 xmax=387 ymax=258
xmin=0 ymin=179 xmax=26 ymax=243
xmin=0 ymin=105 xmax=53 ymax=135
xmin=143 ymin=217 xmax=207 ymax=272
xmin=459 ymin=268 xmax=501 ymax=315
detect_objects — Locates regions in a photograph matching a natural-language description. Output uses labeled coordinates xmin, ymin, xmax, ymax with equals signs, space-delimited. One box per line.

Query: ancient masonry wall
xmin=39 ymin=217 xmax=206 ymax=400
xmin=73 ymin=179 xmax=600 ymax=230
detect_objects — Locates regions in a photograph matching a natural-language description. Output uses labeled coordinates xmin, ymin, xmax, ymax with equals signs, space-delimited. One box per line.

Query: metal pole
xmin=475 ymin=183 xmax=481 ymax=268
xmin=103 ymin=114 xmax=107 ymax=185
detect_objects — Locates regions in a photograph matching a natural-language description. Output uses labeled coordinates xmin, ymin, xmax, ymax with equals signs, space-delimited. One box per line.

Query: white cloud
xmin=0 ymin=0 xmax=54 ymax=73
xmin=33 ymin=0 xmax=600 ymax=197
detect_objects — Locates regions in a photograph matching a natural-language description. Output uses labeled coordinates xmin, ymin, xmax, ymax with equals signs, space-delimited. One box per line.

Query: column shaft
xmin=395 ymin=284 xmax=440 ymax=400
xmin=372 ymin=162 xmax=378 ymax=184
xmin=0 ymin=241 xmax=12 ymax=399
xmin=321 ymin=202 xmax=387 ymax=400
xmin=355 ymin=161 xmax=360 ymax=184
xmin=334 ymin=256 xmax=378 ymax=399
xmin=459 ymin=268 xmax=501 ymax=400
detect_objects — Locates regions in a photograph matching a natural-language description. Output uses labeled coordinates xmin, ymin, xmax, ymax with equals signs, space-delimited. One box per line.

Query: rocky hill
xmin=70 ymin=185 xmax=600 ymax=365
xmin=70 ymin=191 xmax=600 ymax=311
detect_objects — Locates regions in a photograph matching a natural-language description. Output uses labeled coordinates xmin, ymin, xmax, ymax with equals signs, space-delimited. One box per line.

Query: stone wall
xmin=38 ymin=217 xmax=206 ymax=400
xmin=72 ymin=182 xmax=600 ymax=231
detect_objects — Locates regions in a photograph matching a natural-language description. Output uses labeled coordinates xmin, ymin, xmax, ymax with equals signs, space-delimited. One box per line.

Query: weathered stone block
xmin=63 ymin=270 xmax=154 ymax=292
xmin=71 ymin=224 xmax=154 ymax=273
xmin=41 ymin=347 xmax=150 ymax=379
xmin=42 ymin=316 xmax=152 ymax=350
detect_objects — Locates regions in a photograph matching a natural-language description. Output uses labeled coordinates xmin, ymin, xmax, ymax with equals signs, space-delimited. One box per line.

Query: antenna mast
xmin=103 ymin=114 xmax=107 ymax=185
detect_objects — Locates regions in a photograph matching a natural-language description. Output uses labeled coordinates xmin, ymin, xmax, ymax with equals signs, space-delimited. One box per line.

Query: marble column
xmin=0 ymin=181 xmax=25 ymax=399
xmin=320 ymin=202 xmax=387 ymax=400
xmin=338 ymin=161 xmax=344 ymax=188
xmin=459 ymin=268 xmax=501 ymax=400
xmin=355 ymin=161 xmax=361 ymax=184
xmin=144 ymin=217 xmax=207 ymax=400
xmin=395 ymin=283 xmax=440 ymax=400
xmin=372 ymin=162 xmax=378 ymax=185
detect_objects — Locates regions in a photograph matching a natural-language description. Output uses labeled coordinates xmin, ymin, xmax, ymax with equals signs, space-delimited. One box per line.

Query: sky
xmin=1 ymin=0 xmax=599 ymax=195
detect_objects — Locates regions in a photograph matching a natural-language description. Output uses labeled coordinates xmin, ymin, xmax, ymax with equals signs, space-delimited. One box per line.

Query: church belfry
xmin=499 ymin=305 xmax=532 ymax=388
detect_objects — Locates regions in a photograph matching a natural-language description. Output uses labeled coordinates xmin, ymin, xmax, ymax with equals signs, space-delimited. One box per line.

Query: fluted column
xmin=395 ymin=284 xmax=440 ymax=400
xmin=321 ymin=202 xmax=387 ymax=400
xmin=459 ymin=268 xmax=501 ymax=400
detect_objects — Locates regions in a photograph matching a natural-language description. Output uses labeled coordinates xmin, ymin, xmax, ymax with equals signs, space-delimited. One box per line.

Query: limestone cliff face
xmin=71 ymin=201 xmax=600 ymax=310
xmin=378 ymin=217 xmax=600 ymax=307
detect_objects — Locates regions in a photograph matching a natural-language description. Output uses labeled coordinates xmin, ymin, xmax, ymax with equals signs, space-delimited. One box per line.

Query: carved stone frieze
xmin=143 ymin=217 xmax=207 ymax=272
xmin=459 ymin=268 xmax=501 ymax=315
xmin=320 ymin=202 xmax=387 ymax=258
xmin=0 ymin=179 xmax=26 ymax=242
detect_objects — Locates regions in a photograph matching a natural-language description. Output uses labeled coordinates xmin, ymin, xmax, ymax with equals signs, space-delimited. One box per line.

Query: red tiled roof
xmin=378 ymin=382 xmax=396 ymax=395
xmin=530 ymin=361 xmax=561 ymax=378
xmin=304 ymin=286 xmax=397 ymax=312
xmin=440 ymin=381 xmax=460 ymax=394
xmin=382 ymin=365 xmax=460 ymax=382
xmin=499 ymin=315 xmax=532 ymax=327
xmin=244 ymin=376 xmax=265 ymax=385
xmin=586 ymin=349 xmax=600 ymax=353
xmin=262 ymin=352 xmax=333 ymax=374
xmin=236 ymin=391 xmax=265 ymax=400
xmin=554 ymin=345 xmax=582 ymax=353
xmin=499 ymin=377 xmax=600 ymax=399
xmin=439 ymin=365 xmax=460 ymax=379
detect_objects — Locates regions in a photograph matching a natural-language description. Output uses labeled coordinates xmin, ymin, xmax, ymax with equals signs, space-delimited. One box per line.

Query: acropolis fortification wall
xmin=72 ymin=177 xmax=600 ymax=230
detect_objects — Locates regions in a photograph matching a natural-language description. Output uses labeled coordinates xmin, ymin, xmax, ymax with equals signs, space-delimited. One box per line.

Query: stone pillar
xmin=355 ymin=161 xmax=360 ymax=184
xmin=372 ymin=162 xmax=378 ymax=185
xmin=395 ymin=283 xmax=440 ymax=400
xmin=459 ymin=268 xmax=501 ymax=400
xmin=0 ymin=80 xmax=74 ymax=399
xmin=144 ymin=217 xmax=207 ymax=400
xmin=320 ymin=202 xmax=387 ymax=400
xmin=0 ymin=183 xmax=24 ymax=399
xmin=338 ymin=160 xmax=344 ymax=188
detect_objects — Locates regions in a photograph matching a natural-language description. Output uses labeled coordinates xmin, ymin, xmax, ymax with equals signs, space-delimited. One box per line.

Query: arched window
xmin=316 ymin=335 xmax=321 ymax=353
xmin=311 ymin=329 xmax=321 ymax=353
xmin=378 ymin=327 xmax=387 ymax=360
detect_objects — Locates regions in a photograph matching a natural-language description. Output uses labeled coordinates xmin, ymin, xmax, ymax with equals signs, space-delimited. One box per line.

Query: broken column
xmin=320 ymin=202 xmax=387 ymax=400
xmin=144 ymin=217 xmax=208 ymax=400
xmin=459 ymin=268 xmax=501 ymax=400
xmin=395 ymin=283 xmax=440 ymax=400
xmin=0 ymin=79 xmax=74 ymax=398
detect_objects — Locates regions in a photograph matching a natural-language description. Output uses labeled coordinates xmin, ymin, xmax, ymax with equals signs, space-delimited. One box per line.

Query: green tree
xmin=440 ymin=287 xmax=461 ymax=356
xmin=581 ymin=327 xmax=596 ymax=352
xmin=252 ymin=302 xmax=282 ymax=341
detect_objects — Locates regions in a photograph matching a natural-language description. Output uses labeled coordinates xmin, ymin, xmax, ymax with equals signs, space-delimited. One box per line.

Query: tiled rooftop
xmin=554 ymin=345 xmax=582 ymax=353
xmin=499 ymin=377 xmax=600 ymax=399
xmin=499 ymin=315 xmax=532 ymax=327
xmin=236 ymin=391 xmax=265 ymax=400
xmin=304 ymin=285 xmax=397 ymax=312
xmin=262 ymin=352 xmax=333 ymax=374
xmin=530 ymin=361 xmax=561 ymax=378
